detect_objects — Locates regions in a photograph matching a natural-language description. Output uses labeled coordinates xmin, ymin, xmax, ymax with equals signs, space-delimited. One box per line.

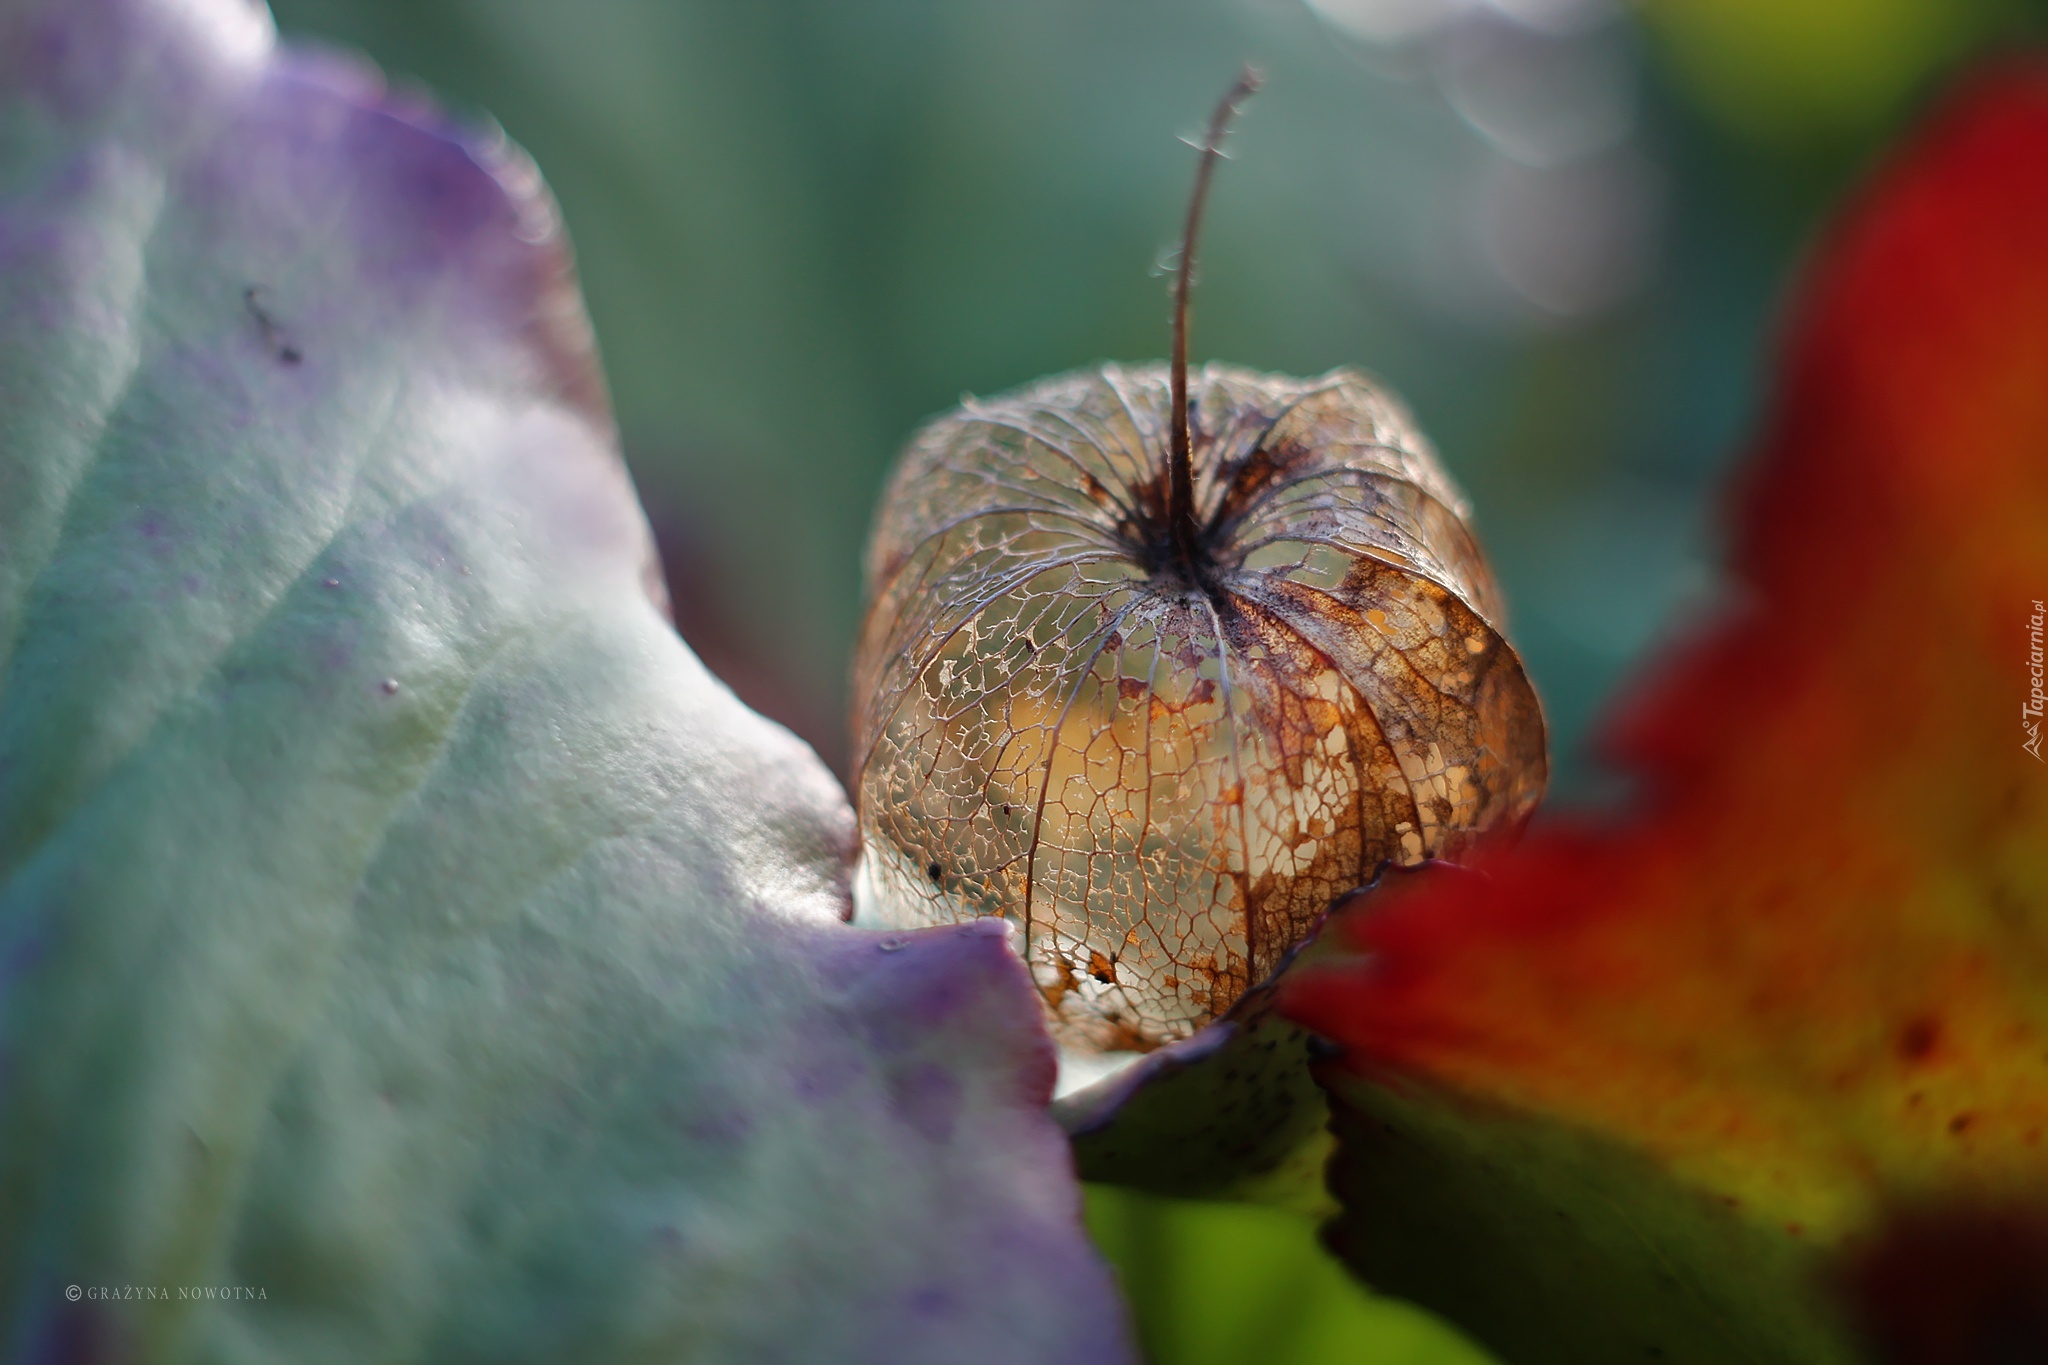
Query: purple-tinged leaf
xmin=0 ymin=1 xmax=1132 ymax=1360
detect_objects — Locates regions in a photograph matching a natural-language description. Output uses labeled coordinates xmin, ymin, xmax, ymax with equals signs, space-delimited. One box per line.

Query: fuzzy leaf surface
xmin=0 ymin=2 xmax=1131 ymax=1361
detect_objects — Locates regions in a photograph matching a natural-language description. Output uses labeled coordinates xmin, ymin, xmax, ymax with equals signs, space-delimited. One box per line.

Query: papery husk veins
xmin=852 ymin=363 xmax=1545 ymax=1054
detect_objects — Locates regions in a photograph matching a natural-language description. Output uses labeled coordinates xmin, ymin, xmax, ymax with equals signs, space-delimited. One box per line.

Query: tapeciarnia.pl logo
xmin=2026 ymin=598 xmax=2045 ymax=762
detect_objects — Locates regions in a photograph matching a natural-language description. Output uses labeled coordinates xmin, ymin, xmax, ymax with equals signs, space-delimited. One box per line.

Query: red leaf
xmin=1281 ymin=61 xmax=2048 ymax=1365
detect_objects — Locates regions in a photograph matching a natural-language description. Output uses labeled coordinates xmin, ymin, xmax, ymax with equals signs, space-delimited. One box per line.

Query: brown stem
xmin=1169 ymin=66 xmax=1261 ymax=570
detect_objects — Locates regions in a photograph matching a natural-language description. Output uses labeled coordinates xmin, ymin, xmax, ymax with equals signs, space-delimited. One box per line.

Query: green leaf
xmin=1083 ymin=1184 xmax=1499 ymax=1365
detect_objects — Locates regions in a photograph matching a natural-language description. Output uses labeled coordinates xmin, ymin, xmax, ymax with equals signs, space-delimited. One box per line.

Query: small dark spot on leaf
xmin=243 ymin=284 xmax=303 ymax=366
xmin=1899 ymin=1016 xmax=1941 ymax=1062
xmin=1951 ymin=1113 xmax=1976 ymax=1135
xmin=927 ymin=861 xmax=943 ymax=883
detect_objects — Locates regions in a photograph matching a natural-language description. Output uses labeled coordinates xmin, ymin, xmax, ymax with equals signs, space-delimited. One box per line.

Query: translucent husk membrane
xmin=852 ymin=363 xmax=1546 ymax=1069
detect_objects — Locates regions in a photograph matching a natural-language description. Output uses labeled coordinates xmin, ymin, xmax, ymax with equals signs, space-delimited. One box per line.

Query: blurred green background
xmin=265 ymin=1 xmax=2046 ymax=1360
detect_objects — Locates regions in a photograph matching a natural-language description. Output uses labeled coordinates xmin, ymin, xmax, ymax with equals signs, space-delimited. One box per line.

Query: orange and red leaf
xmin=1282 ymin=62 xmax=2048 ymax=1364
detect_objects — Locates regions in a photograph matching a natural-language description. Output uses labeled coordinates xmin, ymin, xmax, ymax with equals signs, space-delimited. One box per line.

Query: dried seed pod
xmin=849 ymin=76 xmax=1546 ymax=1057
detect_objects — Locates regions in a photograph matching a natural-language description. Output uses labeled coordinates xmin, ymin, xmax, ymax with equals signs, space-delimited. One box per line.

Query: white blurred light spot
xmin=1476 ymin=148 xmax=1663 ymax=316
xmin=1441 ymin=23 xmax=1636 ymax=167
xmin=1305 ymin=0 xmax=1664 ymax=328
xmin=1308 ymin=0 xmax=1477 ymax=44
xmin=1482 ymin=0 xmax=1617 ymax=36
